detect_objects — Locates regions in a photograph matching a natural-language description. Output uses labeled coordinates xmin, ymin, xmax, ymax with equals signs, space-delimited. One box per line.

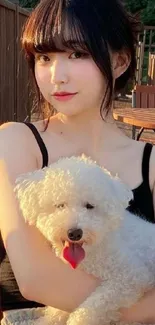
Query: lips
xmin=53 ymin=92 xmax=77 ymax=96
xmin=52 ymin=92 xmax=78 ymax=102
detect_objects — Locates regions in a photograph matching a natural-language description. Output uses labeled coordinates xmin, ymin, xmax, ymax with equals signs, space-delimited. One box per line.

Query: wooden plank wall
xmin=0 ymin=0 xmax=31 ymax=123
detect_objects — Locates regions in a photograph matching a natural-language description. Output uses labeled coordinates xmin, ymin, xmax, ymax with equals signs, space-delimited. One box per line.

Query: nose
xmin=51 ymin=57 xmax=69 ymax=85
xmin=67 ymin=228 xmax=83 ymax=241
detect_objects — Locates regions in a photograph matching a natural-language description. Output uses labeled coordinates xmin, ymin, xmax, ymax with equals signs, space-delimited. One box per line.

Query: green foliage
xmin=125 ymin=0 xmax=147 ymax=14
xmin=141 ymin=0 xmax=155 ymax=25
xmin=19 ymin=0 xmax=39 ymax=8
xmin=125 ymin=0 xmax=155 ymax=26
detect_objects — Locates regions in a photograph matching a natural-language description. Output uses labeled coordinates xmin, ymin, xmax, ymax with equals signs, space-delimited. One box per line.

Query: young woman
xmin=1 ymin=0 xmax=155 ymax=323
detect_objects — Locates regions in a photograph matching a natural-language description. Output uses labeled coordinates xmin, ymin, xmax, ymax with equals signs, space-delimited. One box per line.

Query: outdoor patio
xmin=114 ymin=98 xmax=155 ymax=144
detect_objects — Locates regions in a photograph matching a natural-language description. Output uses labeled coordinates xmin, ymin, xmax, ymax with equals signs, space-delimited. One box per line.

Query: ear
xmin=102 ymin=169 xmax=133 ymax=220
xmin=112 ymin=51 xmax=131 ymax=79
xmin=112 ymin=174 xmax=133 ymax=210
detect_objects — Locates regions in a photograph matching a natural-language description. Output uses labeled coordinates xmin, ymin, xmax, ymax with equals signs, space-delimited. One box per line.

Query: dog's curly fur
xmin=12 ymin=155 xmax=155 ymax=325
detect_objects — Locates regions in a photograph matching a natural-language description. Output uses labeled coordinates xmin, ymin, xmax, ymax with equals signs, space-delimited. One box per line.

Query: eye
xmin=85 ymin=203 xmax=95 ymax=209
xmin=35 ymin=54 xmax=50 ymax=63
xmin=56 ymin=203 xmax=66 ymax=209
xmin=69 ymin=51 xmax=89 ymax=59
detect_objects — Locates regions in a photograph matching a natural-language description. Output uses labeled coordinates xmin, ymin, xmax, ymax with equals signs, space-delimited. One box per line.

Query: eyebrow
xmin=65 ymin=40 xmax=86 ymax=46
xmin=33 ymin=39 xmax=88 ymax=54
xmin=64 ymin=39 xmax=88 ymax=50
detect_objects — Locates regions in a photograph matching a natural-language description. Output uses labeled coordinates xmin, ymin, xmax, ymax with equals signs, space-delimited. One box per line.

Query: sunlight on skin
xmin=0 ymin=160 xmax=19 ymax=235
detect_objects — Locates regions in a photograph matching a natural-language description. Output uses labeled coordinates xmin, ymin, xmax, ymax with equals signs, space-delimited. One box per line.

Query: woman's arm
xmin=0 ymin=123 xmax=101 ymax=312
xmin=120 ymin=288 xmax=155 ymax=323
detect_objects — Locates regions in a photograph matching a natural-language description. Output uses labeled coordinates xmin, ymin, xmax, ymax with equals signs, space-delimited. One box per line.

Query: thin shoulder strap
xmin=24 ymin=122 xmax=49 ymax=168
xmin=142 ymin=143 xmax=153 ymax=183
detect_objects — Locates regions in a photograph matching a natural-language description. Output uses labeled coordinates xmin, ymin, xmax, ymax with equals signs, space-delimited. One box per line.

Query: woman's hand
xmin=120 ymin=288 xmax=155 ymax=323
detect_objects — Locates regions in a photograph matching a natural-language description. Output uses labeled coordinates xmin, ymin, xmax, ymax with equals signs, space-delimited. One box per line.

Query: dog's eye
xmin=85 ymin=203 xmax=95 ymax=209
xmin=56 ymin=203 xmax=66 ymax=209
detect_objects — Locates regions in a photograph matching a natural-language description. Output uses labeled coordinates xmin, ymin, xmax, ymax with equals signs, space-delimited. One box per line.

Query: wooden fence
xmin=0 ymin=0 xmax=31 ymax=123
xmin=148 ymin=52 xmax=155 ymax=85
xmin=136 ymin=26 xmax=155 ymax=85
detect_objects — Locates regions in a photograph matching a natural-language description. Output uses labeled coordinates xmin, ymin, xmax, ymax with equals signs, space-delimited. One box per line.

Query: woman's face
xmin=34 ymin=47 xmax=107 ymax=117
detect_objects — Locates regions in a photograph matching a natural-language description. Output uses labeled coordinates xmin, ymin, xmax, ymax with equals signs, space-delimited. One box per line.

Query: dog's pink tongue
xmin=63 ymin=241 xmax=85 ymax=269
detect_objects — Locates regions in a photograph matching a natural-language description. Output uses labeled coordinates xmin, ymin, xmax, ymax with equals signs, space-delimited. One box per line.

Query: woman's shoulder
xmin=0 ymin=121 xmax=40 ymax=183
xmin=0 ymin=121 xmax=33 ymax=150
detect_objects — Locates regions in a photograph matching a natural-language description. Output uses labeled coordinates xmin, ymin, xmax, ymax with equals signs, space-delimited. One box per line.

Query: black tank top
xmin=0 ymin=123 xmax=154 ymax=312
xmin=128 ymin=142 xmax=154 ymax=223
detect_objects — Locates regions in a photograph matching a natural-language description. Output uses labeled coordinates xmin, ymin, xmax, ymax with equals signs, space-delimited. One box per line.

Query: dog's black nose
xmin=67 ymin=228 xmax=83 ymax=241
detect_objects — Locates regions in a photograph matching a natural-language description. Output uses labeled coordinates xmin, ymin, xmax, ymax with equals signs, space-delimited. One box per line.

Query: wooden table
xmin=113 ymin=107 xmax=155 ymax=140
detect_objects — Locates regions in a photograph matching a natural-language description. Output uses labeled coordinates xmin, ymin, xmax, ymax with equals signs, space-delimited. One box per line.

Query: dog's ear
xmin=101 ymin=168 xmax=133 ymax=220
xmin=112 ymin=174 xmax=133 ymax=209
xmin=14 ymin=168 xmax=47 ymax=225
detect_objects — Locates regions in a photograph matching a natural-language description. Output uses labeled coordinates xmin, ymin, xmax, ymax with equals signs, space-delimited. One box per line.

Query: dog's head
xmin=15 ymin=155 xmax=133 ymax=269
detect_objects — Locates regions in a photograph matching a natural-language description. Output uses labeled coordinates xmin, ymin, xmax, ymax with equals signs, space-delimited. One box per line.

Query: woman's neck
xmin=55 ymin=108 xmax=131 ymax=159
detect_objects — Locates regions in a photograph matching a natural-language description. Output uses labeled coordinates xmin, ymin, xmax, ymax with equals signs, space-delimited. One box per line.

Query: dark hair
xmin=22 ymin=0 xmax=141 ymax=122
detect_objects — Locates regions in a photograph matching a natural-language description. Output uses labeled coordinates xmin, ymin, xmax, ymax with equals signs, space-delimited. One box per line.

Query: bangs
xmin=22 ymin=1 xmax=89 ymax=55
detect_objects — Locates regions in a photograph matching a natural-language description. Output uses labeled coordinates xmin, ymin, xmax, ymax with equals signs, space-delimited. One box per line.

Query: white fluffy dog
xmin=14 ymin=155 xmax=155 ymax=325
